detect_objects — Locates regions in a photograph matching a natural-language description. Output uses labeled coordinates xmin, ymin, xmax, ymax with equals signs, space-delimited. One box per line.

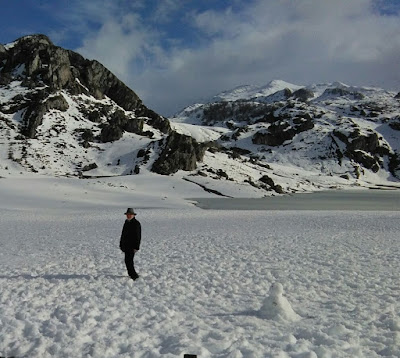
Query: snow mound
xmin=259 ymin=283 xmax=301 ymax=322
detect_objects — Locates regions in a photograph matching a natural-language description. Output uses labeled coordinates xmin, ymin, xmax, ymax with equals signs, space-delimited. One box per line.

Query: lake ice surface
xmin=193 ymin=189 xmax=400 ymax=211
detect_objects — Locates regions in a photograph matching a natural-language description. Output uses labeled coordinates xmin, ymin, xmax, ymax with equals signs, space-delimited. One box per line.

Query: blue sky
xmin=1 ymin=0 xmax=400 ymax=116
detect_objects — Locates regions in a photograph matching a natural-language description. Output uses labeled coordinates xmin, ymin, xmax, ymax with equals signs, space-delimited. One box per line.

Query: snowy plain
xmin=1 ymin=175 xmax=400 ymax=358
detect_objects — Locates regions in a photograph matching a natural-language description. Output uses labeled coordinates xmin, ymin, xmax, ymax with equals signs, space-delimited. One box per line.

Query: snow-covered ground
xmin=1 ymin=176 xmax=399 ymax=358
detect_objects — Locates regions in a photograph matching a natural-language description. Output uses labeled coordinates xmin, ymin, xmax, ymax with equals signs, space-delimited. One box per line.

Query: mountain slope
xmin=171 ymin=80 xmax=400 ymax=194
xmin=0 ymin=35 xmax=203 ymax=179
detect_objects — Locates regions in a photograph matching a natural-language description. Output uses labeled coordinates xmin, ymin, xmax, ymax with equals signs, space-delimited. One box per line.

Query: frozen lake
xmin=193 ymin=189 xmax=400 ymax=211
xmin=1 ymin=178 xmax=400 ymax=357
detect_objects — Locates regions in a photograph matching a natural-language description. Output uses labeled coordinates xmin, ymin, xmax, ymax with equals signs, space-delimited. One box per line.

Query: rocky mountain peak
xmin=0 ymin=34 xmax=175 ymax=137
xmin=1 ymin=34 xmax=143 ymax=110
xmin=0 ymin=35 xmax=207 ymax=178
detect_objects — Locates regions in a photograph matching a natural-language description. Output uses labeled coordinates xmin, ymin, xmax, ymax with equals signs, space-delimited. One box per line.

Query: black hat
xmin=124 ymin=208 xmax=137 ymax=215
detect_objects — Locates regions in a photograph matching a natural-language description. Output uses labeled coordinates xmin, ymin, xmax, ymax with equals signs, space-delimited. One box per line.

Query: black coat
xmin=120 ymin=218 xmax=141 ymax=252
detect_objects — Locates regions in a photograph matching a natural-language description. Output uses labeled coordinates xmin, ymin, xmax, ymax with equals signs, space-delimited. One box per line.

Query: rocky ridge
xmin=0 ymin=35 xmax=206 ymax=178
xmin=171 ymin=80 xmax=400 ymax=194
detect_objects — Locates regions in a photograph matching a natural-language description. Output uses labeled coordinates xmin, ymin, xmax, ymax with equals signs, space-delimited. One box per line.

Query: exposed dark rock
xmin=100 ymin=124 xmax=123 ymax=143
xmin=253 ymin=123 xmax=294 ymax=146
xmin=229 ymin=151 xmax=241 ymax=159
xmin=137 ymin=149 xmax=146 ymax=158
xmin=232 ymin=126 xmax=248 ymax=140
xmin=152 ymin=131 xmax=207 ymax=175
xmin=283 ymin=88 xmax=293 ymax=98
xmin=202 ymin=101 xmax=282 ymax=125
xmin=21 ymin=93 xmax=69 ymax=138
xmin=333 ymin=129 xmax=390 ymax=170
xmin=389 ymin=153 xmax=400 ymax=178
xmin=259 ymin=175 xmax=284 ymax=193
xmin=197 ymin=171 xmax=208 ymax=177
xmin=216 ymin=169 xmax=229 ymax=179
xmin=333 ymin=129 xmax=387 ymax=155
xmin=0 ymin=43 xmax=6 ymax=58
xmin=81 ymin=162 xmax=98 ymax=171
xmin=203 ymin=102 xmax=232 ymax=124
xmin=244 ymin=178 xmax=260 ymax=189
xmin=259 ymin=175 xmax=275 ymax=187
xmin=348 ymin=150 xmax=380 ymax=172
xmin=87 ymin=110 xmax=102 ymax=123
xmin=0 ymin=72 xmax=12 ymax=85
xmin=76 ymin=128 xmax=94 ymax=148
xmin=108 ymin=109 xmax=144 ymax=134
xmin=389 ymin=117 xmax=400 ymax=131
xmin=124 ymin=117 xmax=144 ymax=134
xmin=232 ymin=147 xmax=251 ymax=155
xmin=252 ymin=117 xmax=314 ymax=146
xmin=394 ymin=92 xmax=400 ymax=99
xmin=254 ymin=111 xmax=281 ymax=124
xmin=1 ymin=34 xmax=167 ymax=138
xmin=322 ymin=87 xmax=365 ymax=100
xmin=78 ymin=59 xmax=142 ymax=110
xmin=45 ymin=94 xmax=69 ymax=111
xmin=136 ymin=149 xmax=151 ymax=163
xmin=292 ymin=88 xmax=314 ymax=102
xmin=136 ymin=105 xmax=171 ymax=134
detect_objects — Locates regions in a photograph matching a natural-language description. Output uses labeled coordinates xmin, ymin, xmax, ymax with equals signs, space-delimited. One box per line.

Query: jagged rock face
xmin=1 ymin=35 xmax=140 ymax=107
xmin=253 ymin=116 xmax=314 ymax=146
xmin=389 ymin=154 xmax=400 ymax=177
xmin=389 ymin=117 xmax=400 ymax=131
xmin=3 ymin=35 xmax=77 ymax=91
xmin=333 ymin=130 xmax=391 ymax=173
xmin=322 ymin=87 xmax=365 ymax=100
xmin=259 ymin=175 xmax=284 ymax=193
xmin=333 ymin=129 xmax=390 ymax=171
xmin=99 ymin=109 xmax=145 ymax=142
xmin=0 ymin=35 xmax=171 ymax=138
xmin=0 ymin=34 xmax=184 ymax=177
xmin=21 ymin=93 xmax=69 ymax=138
xmin=152 ymin=132 xmax=208 ymax=175
xmin=200 ymin=101 xmax=290 ymax=126
xmin=291 ymin=88 xmax=314 ymax=102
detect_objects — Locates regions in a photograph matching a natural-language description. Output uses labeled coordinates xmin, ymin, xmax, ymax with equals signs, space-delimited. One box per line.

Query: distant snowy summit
xmin=211 ymin=80 xmax=303 ymax=103
xmin=1 ymin=34 xmax=400 ymax=196
xmin=173 ymin=79 xmax=399 ymax=123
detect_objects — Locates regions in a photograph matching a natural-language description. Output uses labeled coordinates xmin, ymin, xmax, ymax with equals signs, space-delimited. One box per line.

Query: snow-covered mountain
xmin=171 ymin=79 xmax=400 ymax=194
xmin=1 ymin=34 xmax=400 ymax=197
xmin=0 ymin=35 xmax=200 ymax=180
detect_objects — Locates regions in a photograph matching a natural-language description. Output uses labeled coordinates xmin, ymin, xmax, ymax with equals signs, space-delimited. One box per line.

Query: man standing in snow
xmin=120 ymin=208 xmax=141 ymax=280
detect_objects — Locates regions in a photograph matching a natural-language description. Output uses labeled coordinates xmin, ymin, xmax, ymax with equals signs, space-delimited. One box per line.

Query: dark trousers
xmin=124 ymin=251 xmax=138 ymax=277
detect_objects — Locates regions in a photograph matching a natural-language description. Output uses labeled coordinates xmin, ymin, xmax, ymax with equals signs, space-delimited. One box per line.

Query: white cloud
xmin=57 ymin=0 xmax=400 ymax=115
xmin=76 ymin=15 xmax=157 ymax=78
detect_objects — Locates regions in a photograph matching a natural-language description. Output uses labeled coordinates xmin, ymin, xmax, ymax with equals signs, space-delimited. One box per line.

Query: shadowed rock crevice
xmin=21 ymin=93 xmax=69 ymax=138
